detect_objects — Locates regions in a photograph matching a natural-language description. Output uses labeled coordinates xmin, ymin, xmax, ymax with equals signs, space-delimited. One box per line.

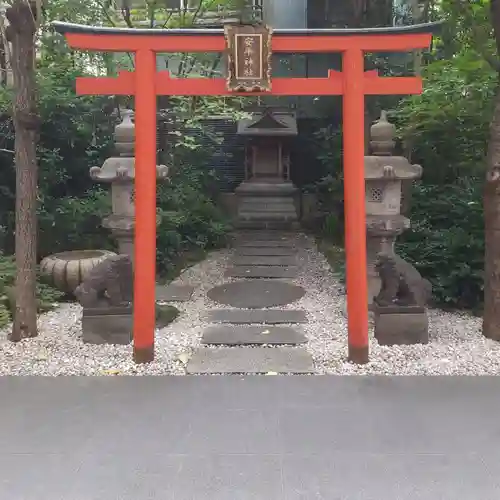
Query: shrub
xmin=0 ymin=62 xmax=230 ymax=276
xmin=395 ymin=57 xmax=495 ymax=183
xmin=0 ymin=254 xmax=64 ymax=326
xmin=391 ymin=56 xmax=492 ymax=310
xmin=156 ymin=163 xmax=229 ymax=275
xmin=0 ymin=63 xmax=116 ymax=256
xmin=397 ymin=179 xmax=484 ymax=310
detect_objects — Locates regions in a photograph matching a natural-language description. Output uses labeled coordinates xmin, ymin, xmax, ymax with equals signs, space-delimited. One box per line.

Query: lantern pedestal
xmin=373 ymin=304 xmax=429 ymax=345
xmin=366 ymin=215 xmax=409 ymax=305
xmin=82 ymin=306 xmax=133 ymax=345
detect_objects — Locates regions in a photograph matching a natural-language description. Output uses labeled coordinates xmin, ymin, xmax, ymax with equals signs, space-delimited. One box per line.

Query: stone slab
xmin=206 ymin=309 xmax=307 ymax=324
xmin=156 ymin=284 xmax=194 ymax=302
xmin=235 ymin=220 xmax=300 ymax=230
xmin=207 ymin=280 xmax=305 ymax=308
xmin=235 ymin=231 xmax=295 ymax=240
xmin=237 ymin=247 xmax=296 ymax=256
xmin=81 ymin=310 xmax=132 ymax=345
xmin=201 ymin=325 xmax=307 ymax=345
xmin=238 ymin=240 xmax=295 ymax=248
xmin=226 ymin=266 xmax=298 ymax=279
xmin=233 ymin=255 xmax=296 ymax=266
xmin=186 ymin=347 xmax=314 ymax=374
xmin=374 ymin=309 xmax=429 ymax=345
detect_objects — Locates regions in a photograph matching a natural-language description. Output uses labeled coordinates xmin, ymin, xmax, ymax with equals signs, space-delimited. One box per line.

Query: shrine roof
xmin=237 ymin=110 xmax=298 ymax=137
xmin=52 ymin=21 xmax=443 ymax=37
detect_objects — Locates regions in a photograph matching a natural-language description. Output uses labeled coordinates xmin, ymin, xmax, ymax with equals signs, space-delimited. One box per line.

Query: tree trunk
xmin=484 ymin=81 xmax=500 ymax=340
xmin=484 ymin=0 xmax=500 ymax=339
xmin=6 ymin=0 xmax=39 ymax=341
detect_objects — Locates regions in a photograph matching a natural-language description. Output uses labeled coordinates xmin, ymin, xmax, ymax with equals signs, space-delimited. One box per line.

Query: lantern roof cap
xmin=364 ymin=156 xmax=423 ymax=180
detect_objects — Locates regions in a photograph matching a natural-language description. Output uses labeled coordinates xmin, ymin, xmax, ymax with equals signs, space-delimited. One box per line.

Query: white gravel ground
xmin=0 ymin=233 xmax=497 ymax=376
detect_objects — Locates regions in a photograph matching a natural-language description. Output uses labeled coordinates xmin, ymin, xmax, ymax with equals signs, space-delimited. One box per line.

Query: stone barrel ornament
xmin=40 ymin=249 xmax=117 ymax=294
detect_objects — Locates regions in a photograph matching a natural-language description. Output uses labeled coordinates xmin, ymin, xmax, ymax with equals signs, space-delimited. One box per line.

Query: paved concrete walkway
xmin=1 ymin=376 xmax=500 ymax=499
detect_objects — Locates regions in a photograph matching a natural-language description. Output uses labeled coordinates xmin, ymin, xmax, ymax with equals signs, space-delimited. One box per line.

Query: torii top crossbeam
xmin=53 ymin=20 xmax=440 ymax=365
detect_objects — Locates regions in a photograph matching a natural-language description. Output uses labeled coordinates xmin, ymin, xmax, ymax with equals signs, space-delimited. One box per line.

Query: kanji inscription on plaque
xmin=225 ymin=24 xmax=272 ymax=92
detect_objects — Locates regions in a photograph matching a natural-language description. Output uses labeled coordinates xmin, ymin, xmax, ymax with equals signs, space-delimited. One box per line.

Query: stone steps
xmin=235 ymin=220 xmax=300 ymax=230
xmin=239 ymin=200 xmax=295 ymax=210
xmin=237 ymin=212 xmax=298 ymax=222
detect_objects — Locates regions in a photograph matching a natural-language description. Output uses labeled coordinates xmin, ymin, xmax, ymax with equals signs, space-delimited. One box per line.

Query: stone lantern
xmin=90 ymin=109 xmax=170 ymax=262
xmin=365 ymin=111 xmax=423 ymax=305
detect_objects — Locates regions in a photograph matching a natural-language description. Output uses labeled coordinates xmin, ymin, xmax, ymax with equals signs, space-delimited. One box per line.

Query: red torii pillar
xmin=53 ymin=21 xmax=438 ymax=364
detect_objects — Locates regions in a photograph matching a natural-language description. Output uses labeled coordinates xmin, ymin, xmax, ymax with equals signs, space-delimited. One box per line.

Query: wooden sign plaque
xmin=224 ymin=24 xmax=272 ymax=92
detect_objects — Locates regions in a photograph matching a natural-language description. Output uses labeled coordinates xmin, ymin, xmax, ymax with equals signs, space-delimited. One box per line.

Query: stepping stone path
xmin=186 ymin=231 xmax=315 ymax=375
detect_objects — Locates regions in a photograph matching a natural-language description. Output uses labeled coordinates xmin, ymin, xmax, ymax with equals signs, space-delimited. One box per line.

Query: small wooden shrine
xmin=237 ymin=107 xmax=297 ymax=180
xmin=235 ymin=107 xmax=299 ymax=228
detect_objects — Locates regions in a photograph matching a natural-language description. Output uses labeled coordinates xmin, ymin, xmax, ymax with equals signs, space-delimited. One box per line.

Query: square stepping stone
xmin=155 ymin=284 xmax=194 ymax=302
xmin=234 ymin=232 xmax=295 ymax=242
xmin=205 ymin=309 xmax=307 ymax=324
xmin=202 ymin=326 xmax=307 ymax=345
xmin=239 ymin=240 xmax=295 ymax=248
xmin=233 ymin=255 xmax=296 ymax=267
xmin=186 ymin=347 xmax=314 ymax=374
xmin=207 ymin=280 xmax=305 ymax=308
xmin=236 ymin=247 xmax=296 ymax=257
xmin=226 ymin=266 xmax=298 ymax=279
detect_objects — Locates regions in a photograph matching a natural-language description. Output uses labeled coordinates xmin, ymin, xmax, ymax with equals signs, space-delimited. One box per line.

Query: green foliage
xmin=156 ymin=163 xmax=229 ymax=276
xmin=0 ymin=254 xmax=64 ymax=327
xmin=308 ymin=51 xmax=491 ymax=310
xmin=394 ymin=56 xmax=496 ymax=184
xmin=0 ymin=31 xmax=230 ymax=280
xmin=304 ymin=126 xmax=345 ymax=240
xmin=0 ymin=61 xmax=116 ymax=256
xmin=0 ymin=304 xmax=9 ymax=328
xmin=397 ymin=180 xmax=484 ymax=310
xmin=394 ymin=54 xmax=491 ymax=310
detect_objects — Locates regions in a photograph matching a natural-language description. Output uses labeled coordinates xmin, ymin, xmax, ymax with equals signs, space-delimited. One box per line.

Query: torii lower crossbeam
xmin=53 ymin=21 xmax=438 ymax=365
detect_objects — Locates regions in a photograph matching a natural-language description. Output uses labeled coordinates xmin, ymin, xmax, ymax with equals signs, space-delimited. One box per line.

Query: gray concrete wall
xmin=263 ymin=0 xmax=307 ymax=29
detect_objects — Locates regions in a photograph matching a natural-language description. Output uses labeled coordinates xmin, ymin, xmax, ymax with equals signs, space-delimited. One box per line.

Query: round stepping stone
xmin=207 ymin=280 xmax=305 ymax=309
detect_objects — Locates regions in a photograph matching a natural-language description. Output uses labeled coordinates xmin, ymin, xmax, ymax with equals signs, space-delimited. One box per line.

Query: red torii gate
xmin=53 ymin=21 xmax=439 ymax=365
